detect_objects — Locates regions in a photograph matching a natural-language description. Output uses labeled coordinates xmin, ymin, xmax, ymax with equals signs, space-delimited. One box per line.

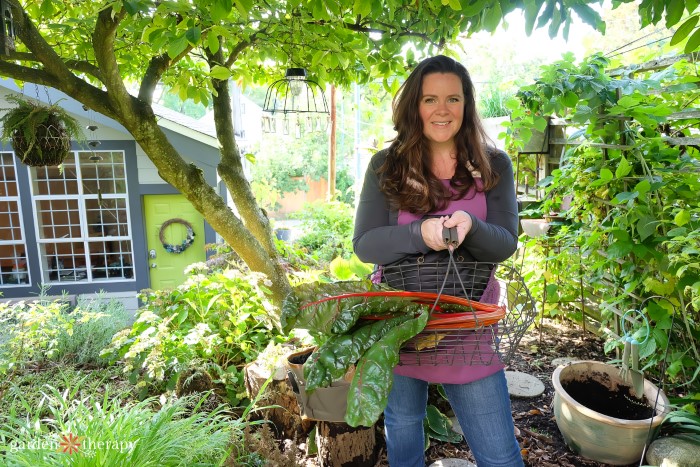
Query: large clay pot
xmin=552 ymin=360 xmax=669 ymax=466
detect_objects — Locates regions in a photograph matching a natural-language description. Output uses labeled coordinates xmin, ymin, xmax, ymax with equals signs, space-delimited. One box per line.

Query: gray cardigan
xmin=353 ymin=148 xmax=519 ymax=266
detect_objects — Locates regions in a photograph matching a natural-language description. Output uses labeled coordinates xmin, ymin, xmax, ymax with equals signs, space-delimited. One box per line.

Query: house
xmin=0 ymin=80 xmax=252 ymax=311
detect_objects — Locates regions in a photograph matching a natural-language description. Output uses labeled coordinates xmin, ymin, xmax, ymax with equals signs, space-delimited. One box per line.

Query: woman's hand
xmin=421 ymin=211 xmax=473 ymax=251
xmin=443 ymin=210 xmax=472 ymax=247
xmin=421 ymin=216 xmax=449 ymax=251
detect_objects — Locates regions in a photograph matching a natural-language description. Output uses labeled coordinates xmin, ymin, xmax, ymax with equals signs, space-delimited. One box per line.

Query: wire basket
xmin=378 ymin=259 xmax=537 ymax=366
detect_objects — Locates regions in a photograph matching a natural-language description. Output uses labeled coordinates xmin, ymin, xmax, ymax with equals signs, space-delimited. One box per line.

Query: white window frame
xmin=30 ymin=150 xmax=135 ymax=284
xmin=0 ymin=152 xmax=30 ymax=287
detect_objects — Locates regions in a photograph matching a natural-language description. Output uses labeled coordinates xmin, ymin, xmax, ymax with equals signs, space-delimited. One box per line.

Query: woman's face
xmin=418 ymin=72 xmax=464 ymax=147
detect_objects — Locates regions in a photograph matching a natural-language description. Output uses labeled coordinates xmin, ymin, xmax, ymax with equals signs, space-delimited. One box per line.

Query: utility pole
xmin=328 ymin=85 xmax=336 ymax=200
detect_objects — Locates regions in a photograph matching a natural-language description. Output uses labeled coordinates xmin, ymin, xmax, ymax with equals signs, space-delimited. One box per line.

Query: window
xmin=31 ymin=151 xmax=134 ymax=283
xmin=0 ymin=152 xmax=29 ymax=286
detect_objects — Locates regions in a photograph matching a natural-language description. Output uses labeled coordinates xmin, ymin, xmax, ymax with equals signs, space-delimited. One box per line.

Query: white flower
xmin=183 ymin=323 xmax=213 ymax=346
xmin=184 ymin=262 xmax=208 ymax=275
xmin=135 ymin=310 xmax=160 ymax=324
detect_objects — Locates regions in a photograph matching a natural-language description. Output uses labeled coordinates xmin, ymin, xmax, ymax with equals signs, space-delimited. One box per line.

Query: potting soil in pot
xmin=563 ymin=378 xmax=654 ymax=420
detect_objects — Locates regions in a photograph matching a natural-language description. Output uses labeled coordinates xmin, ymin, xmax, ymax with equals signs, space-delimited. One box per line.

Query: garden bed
xmin=0 ymin=298 xmax=669 ymax=466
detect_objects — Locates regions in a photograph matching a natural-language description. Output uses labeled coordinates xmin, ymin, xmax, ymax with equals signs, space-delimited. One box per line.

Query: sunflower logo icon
xmin=58 ymin=433 xmax=83 ymax=455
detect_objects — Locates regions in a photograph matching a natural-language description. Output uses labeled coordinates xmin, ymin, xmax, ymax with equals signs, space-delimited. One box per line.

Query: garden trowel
xmin=619 ymin=338 xmax=644 ymax=399
xmin=628 ymin=340 xmax=645 ymax=399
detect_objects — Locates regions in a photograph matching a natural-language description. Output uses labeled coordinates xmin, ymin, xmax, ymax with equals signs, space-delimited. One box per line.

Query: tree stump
xmin=316 ymin=421 xmax=377 ymax=467
xmin=243 ymin=360 xmax=314 ymax=440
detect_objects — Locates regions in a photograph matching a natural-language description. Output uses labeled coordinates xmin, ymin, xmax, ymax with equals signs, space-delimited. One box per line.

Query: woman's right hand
xmin=420 ymin=216 xmax=449 ymax=251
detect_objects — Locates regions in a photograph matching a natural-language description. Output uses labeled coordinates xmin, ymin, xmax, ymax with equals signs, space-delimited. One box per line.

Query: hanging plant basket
xmin=1 ymin=95 xmax=84 ymax=167
xmin=11 ymin=119 xmax=71 ymax=167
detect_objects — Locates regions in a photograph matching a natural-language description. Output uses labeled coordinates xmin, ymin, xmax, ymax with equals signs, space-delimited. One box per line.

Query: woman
xmin=353 ymin=55 xmax=523 ymax=467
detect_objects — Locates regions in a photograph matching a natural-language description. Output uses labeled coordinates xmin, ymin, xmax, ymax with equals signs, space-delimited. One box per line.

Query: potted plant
xmin=0 ymin=95 xmax=84 ymax=166
xmin=552 ymin=360 xmax=669 ymax=465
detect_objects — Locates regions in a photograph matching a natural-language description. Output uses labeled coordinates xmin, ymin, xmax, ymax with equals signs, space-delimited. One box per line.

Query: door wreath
xmin=160 ymin=218 xmax=196 ymax=254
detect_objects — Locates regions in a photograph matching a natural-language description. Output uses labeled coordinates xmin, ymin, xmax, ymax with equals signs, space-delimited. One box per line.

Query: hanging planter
xmin=0 ymin=95 xmax=84 ymax=167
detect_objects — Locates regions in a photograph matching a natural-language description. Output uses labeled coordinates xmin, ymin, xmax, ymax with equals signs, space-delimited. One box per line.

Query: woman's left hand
xmin=443 ymin=210 xmax=472 ymax=247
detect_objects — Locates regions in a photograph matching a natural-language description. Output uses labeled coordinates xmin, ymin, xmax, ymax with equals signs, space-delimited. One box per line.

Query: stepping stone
xmin=647 ymin=436 xmax=700 ymax=467
xmin=505 ymin=371 xmax=545 ymax=398
xmin=429 ymin=459 xmax=476 ymax=467
xmin=551 ymin=357 xmax=581 ymax=367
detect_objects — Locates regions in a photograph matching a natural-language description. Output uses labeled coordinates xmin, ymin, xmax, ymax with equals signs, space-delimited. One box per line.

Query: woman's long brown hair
xmin=379 ymin=55 xmax=498 ymax=214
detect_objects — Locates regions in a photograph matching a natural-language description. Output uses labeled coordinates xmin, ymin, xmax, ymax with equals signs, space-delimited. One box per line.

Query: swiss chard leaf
xmin=304 ymin=308 xmax=425 ymax=391
xmin=345 ymin=309 xmax=429 ymax=427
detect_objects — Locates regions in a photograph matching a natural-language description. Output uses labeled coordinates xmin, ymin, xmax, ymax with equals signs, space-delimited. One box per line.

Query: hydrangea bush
xmin=102 ymin=265 xmax=285 ymax=403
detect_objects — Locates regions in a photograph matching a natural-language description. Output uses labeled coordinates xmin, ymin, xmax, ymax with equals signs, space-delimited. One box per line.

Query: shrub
xmin=0 ymin=296 xmax=133 ymax=373
xmin=291 ymin=199 xmax=355 ymax=263
xmin=54 ymin=296 xmax=133 ymax=367
xmin=0 ymin=299 xmax=74 ymax=373
xmin=101 ymin=265 xmax=286 ymax=404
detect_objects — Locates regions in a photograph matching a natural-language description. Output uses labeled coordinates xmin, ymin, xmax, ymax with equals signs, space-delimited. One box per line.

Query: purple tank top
xmin=394 ymin=179 xmax=504 ymax=384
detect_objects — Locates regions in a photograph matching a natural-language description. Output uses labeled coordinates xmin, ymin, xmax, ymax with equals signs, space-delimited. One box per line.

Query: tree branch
xmin=0 ymin=51 xmax=104 ymax=83
xmin=139 ymin=54 xmax=171 ymax=104
xmin=10 ymin=3 xmax=77 ymax=84
xmin=2 ymin=3 xmax=114 ymax=117
xmin=341 ymin=20 xmax=442 ymax=48
xmin=206 ymin=45 xmax=275 ymax=254
xmin=92 ymin=6 xmax=134 ymax=114
xmin=224 ymin=30 xmax=262 ymax=68
xmin=0 ymin=60 xmax=119 ymax=122
xmin=0 ymin=60 xmax=62 ymax=89
xmin=139 ymin=45 xmax=194 ymax=103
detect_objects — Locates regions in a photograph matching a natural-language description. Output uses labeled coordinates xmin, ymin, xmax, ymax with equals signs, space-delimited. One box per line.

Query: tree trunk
xmin=316 ymin=421 xmax=377 ymax=467
xmin=243 ymin=360 xmax=314 ymax=440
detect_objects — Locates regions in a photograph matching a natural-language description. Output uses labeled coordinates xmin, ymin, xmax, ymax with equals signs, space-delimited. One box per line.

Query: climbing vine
xmin=507 ymin=53 xmax=700 ymax=392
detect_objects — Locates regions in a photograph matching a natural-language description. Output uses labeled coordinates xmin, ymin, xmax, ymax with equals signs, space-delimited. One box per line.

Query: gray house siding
xmin=0 ymin=140 xmax=150 ymax=299
xmin=0 ymin=81 xmax=226 ymax=307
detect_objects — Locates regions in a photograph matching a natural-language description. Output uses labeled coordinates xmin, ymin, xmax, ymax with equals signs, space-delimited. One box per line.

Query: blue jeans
xmin=384 ymin=370 xmax=523 ymax=467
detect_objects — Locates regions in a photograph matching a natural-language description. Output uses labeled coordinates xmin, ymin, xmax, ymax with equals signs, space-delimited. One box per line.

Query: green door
xmin=143 ymin=194 xmax=206 ymax=290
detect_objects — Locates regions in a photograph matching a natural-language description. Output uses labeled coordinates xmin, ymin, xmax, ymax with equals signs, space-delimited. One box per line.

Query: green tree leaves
xmin=670 ymin=15 xmax=700 ymax=52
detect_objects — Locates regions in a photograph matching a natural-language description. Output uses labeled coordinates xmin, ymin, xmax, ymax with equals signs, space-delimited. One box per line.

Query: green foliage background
xmin=508 ymin=53 xmax=700 ymax=394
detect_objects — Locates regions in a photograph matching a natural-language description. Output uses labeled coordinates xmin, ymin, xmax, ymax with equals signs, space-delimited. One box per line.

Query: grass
xmin=478 ymin=88 xmax=514 ymax=118
xmin=0 ymin=363 xmax=135 ymax=425
xmin=0 ymin=385 xmax=239 ymax=466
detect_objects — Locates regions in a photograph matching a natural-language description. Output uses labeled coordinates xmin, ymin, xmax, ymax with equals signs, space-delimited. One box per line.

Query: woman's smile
xmin=419 ymin=72 xmax=464 ymax=146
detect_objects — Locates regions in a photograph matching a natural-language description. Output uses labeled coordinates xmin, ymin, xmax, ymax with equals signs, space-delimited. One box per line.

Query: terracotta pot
xmin=552 ymin=361 xmax=669 ymax=465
